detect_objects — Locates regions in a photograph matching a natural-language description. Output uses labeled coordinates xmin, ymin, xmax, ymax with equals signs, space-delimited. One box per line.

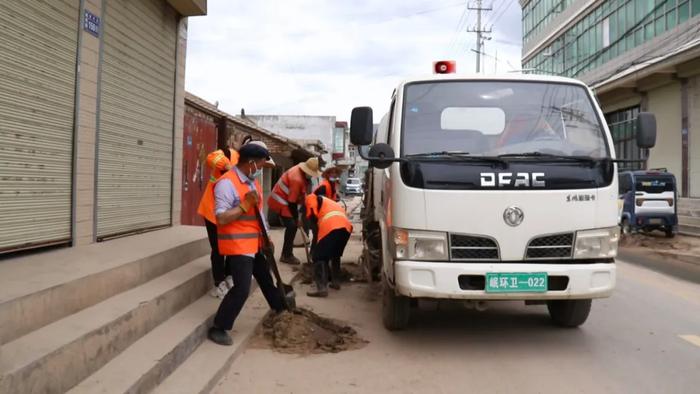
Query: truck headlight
xmin=393 ymin=228 xmax=448 ymax=261
xmin=574 ymin=227 xmax=620 ymax=259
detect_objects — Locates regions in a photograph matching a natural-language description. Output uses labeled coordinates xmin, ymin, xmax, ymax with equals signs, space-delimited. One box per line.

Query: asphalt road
xmin=213 ymin=244 xmax=700 ymax=394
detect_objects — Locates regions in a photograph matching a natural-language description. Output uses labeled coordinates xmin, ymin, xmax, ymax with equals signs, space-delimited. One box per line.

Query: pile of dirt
xmin=620 ymin=234 xmax=692 ymax=251
xmin=261 ymin=308 xmax=367 ymax=354
xmin=293 ymin=262 xmax=367 ymax=284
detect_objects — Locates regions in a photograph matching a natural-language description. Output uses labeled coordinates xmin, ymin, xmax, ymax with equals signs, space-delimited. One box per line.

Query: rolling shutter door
xmin=96 ymin=0 xmax=177 ymax=239
xmin=0 ymin=0 xmax=79 ymax=252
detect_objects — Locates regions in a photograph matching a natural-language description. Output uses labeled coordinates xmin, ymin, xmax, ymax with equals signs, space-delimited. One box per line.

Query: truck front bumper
xmin=393 ymin=261 xmax=615 ymax=300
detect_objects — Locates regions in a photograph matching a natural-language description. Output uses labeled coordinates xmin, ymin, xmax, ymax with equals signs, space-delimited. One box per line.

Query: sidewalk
xmin=619 ymin=232 xmax=700 ymax=285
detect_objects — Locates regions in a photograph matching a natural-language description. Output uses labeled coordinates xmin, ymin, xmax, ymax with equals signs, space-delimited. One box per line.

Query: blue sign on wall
xmin=83 ymin=10 xmax=100 ymax=37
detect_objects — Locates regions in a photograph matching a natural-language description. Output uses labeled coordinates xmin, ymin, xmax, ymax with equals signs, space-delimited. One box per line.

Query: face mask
xmin=249 ymin=161 xmax=263 ymax=178
xmin=329 ymin=177 xmax=338 ymax=182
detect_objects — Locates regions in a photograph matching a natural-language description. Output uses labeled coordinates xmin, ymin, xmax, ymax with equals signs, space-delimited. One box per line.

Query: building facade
xmin=0 ymin=0 xmax=207 ymax=254
xmin=246 ymin=115 xmax=335 ymax=166
xmin=520 ymin=0 xmax=700 ymax=198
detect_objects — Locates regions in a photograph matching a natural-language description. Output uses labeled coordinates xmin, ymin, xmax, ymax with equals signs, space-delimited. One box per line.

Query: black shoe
xmin=280 ymin=255 xmax=301 ymax=265
xmin=208 ymin=327 xmax=233 ymax=346
xmin=329 ymin=281 xmax=341 ymax=290
xmin=307 ymin=284 xmax=329 ymax=297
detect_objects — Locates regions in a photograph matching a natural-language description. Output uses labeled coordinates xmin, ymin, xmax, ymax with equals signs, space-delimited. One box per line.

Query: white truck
xmin=351 ymin=67 xmax=657 ymax=330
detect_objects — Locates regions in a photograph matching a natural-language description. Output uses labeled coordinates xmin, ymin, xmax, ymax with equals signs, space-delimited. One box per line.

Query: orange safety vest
xmin=216 ymin=169 xmax=264 ymax=256
xmin=313 ymin=178 xmax=338 ymax=201
xmin=305 ymin=194 xmax=352 ymax=241
xmin=268 ymin=165 xmax=308 ymax=218
xmin=197 ymin=149 xmax=239 ymax=224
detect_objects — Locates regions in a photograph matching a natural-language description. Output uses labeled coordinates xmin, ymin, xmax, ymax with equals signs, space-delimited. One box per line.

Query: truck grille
xmin=450 ymin=234 xmax=499 ymax=260
xmin=526 ymin=233 xmax=574 ymax=259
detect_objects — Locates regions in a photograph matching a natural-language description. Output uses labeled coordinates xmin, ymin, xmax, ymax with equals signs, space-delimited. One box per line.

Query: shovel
xmin=255 ymin=208 xmax=296 ymax=310
xmin=297 ymin=222 xmax=313 ymax=265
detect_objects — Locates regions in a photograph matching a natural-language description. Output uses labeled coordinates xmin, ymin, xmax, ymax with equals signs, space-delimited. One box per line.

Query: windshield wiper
xmin=497 ymin=152 xmax=602 ymax=165
xmin=405 ymin=151 xmax=507 ymax=165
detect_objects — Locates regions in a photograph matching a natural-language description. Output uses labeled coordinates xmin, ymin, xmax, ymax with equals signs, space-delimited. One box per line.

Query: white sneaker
xmin=209 ymin=282 xmax=229 ymax=299
xmin=225 ymin=276 xmax=234 ymax=290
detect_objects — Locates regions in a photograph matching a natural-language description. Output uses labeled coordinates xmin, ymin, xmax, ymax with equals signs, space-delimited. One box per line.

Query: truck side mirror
xmin=368 ymin=143 xmax=395 ymax=169
xmin=350 ymin=107 xmax=374 ymax=146
xmin=636 ymin=112 xmax=656 ymax=149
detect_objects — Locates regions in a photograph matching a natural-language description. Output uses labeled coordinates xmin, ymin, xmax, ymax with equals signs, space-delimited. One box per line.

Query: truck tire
xmin=547 ymin=299 xmax=592 ymax=328
xmin=382 ymin=277 xmax=410 ymax=331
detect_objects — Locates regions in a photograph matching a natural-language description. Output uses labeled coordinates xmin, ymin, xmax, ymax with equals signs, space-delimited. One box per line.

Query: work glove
xmin=263 ymin=240 xmax=275 ymax=256
xmin=240 ymin=190 xmax=259 ymax=212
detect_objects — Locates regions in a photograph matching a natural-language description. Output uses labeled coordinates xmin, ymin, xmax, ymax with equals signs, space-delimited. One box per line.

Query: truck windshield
xmin=401 ymin=81 xmax=609 ymax=159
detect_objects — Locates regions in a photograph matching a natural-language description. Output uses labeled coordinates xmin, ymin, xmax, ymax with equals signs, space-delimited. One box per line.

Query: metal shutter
xmin=96 ymin=0 xmax=177 ymax=239
xmin=0 ymin=0 xmax=79 ymax=252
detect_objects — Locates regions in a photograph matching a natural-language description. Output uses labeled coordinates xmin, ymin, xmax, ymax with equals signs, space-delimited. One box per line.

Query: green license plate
xmin=485 ymin=272 xmax=548 ymax=293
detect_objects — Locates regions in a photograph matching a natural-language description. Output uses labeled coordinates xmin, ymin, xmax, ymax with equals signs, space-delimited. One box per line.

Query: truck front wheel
xmin=382 ymin=277 xmax=410 ymax=331
xmin=547 ymin=299 xmax=592 ymax=327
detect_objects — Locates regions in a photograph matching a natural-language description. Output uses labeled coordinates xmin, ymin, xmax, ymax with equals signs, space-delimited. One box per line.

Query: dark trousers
xmin=205 ymin=219 xmax=231 ymax=285
xmin=312 ymin=229 xmax=351 ymax=287
xmin=280 ymin=216 xmax=297 ymax=258
xmin=213 ymin=253 xmax=284 ymax=331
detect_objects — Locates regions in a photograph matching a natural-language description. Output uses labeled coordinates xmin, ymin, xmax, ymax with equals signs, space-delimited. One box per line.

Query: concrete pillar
xmin=171 ymin=18 xmax=188 ymax=226
xmin=690 ymin=75 xmax=700 ymax=197
xmin=73 ymin=0 xmax=103 ymax=246
xmin=646 ymin=81 xmax=683 ymax=190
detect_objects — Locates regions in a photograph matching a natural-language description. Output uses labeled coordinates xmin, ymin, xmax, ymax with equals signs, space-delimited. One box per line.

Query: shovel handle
xmin=253 ymin=208 xmax=289 ymax=307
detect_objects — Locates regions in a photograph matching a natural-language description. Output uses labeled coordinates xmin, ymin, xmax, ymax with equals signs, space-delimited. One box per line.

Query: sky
xmin=185 ymin=0 xmax=523 ymax=121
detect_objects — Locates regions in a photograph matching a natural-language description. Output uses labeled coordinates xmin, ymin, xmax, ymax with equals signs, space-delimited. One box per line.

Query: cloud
xmin=185 ymin=0 xmax=523 ymax=120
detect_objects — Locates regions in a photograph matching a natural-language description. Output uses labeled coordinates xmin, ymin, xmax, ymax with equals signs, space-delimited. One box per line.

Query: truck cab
xmin=351 ymin=71 xmax=657 ymax=330
xmin=618 ymin=170 xmax=677 ymax=237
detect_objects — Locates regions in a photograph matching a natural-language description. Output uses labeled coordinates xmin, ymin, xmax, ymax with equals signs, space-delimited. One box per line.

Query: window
xmin=401 ymin=81 xmax=609 ymax=158
xmin=606 ymin=106 xmax=644 ymax=170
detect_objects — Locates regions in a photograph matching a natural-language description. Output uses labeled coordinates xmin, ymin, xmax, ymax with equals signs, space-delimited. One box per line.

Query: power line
xmin=490 ymin=0 xmax=516 ymax=27
xmin=448 ymin=3 xmax=472 ymax=53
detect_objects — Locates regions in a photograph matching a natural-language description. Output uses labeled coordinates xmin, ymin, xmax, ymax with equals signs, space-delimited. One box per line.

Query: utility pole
xmin=466 ymin=0 xmax=492 ymax=73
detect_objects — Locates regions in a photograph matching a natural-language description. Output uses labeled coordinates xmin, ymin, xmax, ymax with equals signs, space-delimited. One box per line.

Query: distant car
xmin=618 ymin=170 xmax=678 ymax=237
xmin=345 ymin=177 xmax=363 ymax=195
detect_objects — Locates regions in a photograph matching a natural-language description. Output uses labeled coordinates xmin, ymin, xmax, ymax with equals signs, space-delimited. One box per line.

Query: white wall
xmin=248 ymin=115 xmax=335 ymax=164
xmin=689 ymin=75 xmax=700 ymax=197
xmin=647 ymin=81 xmax=683 ymax=191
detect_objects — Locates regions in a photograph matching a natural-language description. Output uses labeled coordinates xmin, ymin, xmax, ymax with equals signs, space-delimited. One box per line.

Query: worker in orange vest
xmin=268 ymin=157 xmax=322 ymax=265
xmin=197 ymin=136 xmax=251 ymax=299
xmin=208 ymin=143 xmax=284 ymax=346
xmin=304 ymin=191 xmax=353 ymax=297
xmin=313 ymin=166 xmax=341 ymax=201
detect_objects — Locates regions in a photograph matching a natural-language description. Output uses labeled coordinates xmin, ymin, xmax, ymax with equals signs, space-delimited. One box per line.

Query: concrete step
xmin=69 ymin=294 xmax=219 ymax=394
xmin=0 ymin=257 xmax=211 ymax=394
xmin=152 ymin=292 xmax=269 ymax=394
xmin=678 ymin=198 xmax=700 ymax=208
xmin=0 ymin=226 xmax=208 ymax=345
xmin=679 ymin=224 xmax=700 ymax=237
xmin=679 ymin=215 xmax=700 ymax=227
xmin=677 ymin=207 xmax=698 ymax=217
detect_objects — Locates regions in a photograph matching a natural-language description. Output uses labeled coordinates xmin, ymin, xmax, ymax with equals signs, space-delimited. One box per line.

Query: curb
xmin=618 ymin=249 xmax=700 ymax=285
